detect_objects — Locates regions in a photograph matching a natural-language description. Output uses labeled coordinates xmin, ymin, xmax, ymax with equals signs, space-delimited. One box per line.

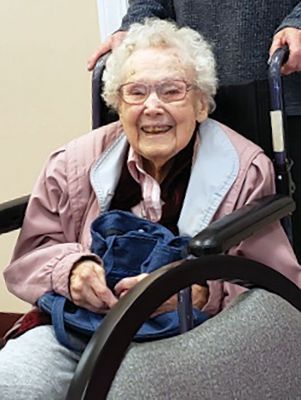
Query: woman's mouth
xmin=141 ymin=125 xmax=172 ymax=134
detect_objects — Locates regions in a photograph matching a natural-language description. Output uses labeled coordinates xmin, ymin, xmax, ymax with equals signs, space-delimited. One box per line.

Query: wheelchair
xmin=1 ymin=47 xmax=301 ymax=399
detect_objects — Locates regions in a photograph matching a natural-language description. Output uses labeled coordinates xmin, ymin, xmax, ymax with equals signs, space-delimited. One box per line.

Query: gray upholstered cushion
xmin=108 ymin=289 xmax=301 ymax=399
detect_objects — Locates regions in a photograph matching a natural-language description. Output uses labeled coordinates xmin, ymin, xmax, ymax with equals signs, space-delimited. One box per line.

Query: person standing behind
xmin=88 ymin=0 xmax=301 ymax=259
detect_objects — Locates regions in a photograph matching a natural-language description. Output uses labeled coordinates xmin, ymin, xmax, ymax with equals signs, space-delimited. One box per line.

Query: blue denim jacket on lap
xmin=38 ymin=210 xmax=209 ymax=350
xmin=91 ymin=210 xmax=190 ymax=288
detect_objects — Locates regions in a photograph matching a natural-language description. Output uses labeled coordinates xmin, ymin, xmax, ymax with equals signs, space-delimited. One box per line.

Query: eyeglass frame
xmin=117 ymin=79 xmax=197 ymax=105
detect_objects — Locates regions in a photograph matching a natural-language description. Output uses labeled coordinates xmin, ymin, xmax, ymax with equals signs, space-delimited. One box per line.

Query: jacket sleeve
xmin=202 ymin=151 xmax=301 ymax=315
xmin=276 ymin=2 xmax=301 ymax=32
xmin=3 ymin=147 xmax=101 ymax=305
xmin=120 ymin=0 xmax=175 ymax=30
xmin=221 ymin=152 xmax=301 ymax=309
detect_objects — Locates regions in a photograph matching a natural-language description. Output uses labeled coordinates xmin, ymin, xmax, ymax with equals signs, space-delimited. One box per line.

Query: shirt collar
xmin=127 ymin=146 xmax=144 ymax=184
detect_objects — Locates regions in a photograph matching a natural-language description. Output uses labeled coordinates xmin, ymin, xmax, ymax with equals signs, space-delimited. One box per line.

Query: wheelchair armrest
xmin=67 ymin=255 xmax=301 ymax=400
xmin=189 ymin=194 xmax=295 ymax=256
xmin=0 ymin=195 xmax=29 ymax=235
xmin=67 ymin=193 xmax=297 ymax=399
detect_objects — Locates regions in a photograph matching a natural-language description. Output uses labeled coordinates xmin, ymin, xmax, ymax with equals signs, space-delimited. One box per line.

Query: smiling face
xmin=118 ymin=47 xmax=208 ymax=180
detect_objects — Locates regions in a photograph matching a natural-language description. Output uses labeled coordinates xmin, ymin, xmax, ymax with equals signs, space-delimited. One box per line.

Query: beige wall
xmin=0 ymin=1 xmax=100 ymax=312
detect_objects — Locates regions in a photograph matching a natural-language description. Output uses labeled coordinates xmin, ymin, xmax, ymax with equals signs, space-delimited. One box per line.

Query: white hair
xmin=102 ymin=18 xmax=218 ymax=112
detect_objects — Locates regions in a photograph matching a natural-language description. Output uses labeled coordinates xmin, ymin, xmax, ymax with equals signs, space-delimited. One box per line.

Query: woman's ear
xmin=195 ymin=96 xmax=209 ymax=123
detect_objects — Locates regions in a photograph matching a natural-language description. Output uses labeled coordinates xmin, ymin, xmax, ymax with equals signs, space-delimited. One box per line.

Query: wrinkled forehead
xmin=121 ymin=47 xmax=196 ymax=83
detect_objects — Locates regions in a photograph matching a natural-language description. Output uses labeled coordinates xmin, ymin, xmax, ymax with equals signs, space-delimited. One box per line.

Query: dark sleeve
xmin=276 ymin=2 xmax=301 ymax=32
xmin=120 ymin=0 xmax=176 ymax=30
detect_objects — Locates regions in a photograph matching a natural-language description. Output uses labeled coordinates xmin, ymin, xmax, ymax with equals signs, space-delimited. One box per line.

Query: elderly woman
xmin=1 ymin=18 xmax=301 ymax=399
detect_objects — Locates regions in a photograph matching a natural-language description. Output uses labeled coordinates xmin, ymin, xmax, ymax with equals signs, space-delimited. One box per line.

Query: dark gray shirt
xmin=121 ymin=0 xmax=301 ymax=115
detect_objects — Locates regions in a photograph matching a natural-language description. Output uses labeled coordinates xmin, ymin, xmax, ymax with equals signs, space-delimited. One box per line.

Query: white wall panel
xmin=97 ymin=0 xmax=128 ymax=40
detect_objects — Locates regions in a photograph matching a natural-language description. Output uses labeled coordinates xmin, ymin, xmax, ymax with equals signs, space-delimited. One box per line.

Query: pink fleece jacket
xmin=4 ymin=120 xmax=301 ymax=316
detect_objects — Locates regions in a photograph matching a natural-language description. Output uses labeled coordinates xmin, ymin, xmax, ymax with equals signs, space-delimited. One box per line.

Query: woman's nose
xmin=143 ymin=91 xmax=164 ymax=113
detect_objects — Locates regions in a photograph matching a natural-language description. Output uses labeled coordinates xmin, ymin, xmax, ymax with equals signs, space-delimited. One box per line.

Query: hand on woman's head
xmin=87 ymin=31 xmax=127 ymax=71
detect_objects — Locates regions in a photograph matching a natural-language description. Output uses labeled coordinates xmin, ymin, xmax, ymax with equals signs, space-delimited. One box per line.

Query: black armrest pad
xmin=0 ymin=195 xmax=29 ymax=234
xmin=189 ymin=194 xmax=295 ymax=256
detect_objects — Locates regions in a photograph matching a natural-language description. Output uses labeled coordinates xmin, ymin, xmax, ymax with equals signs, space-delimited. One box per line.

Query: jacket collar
xmin=90 ymin=134 xmax=128 ymax=213
xmin=90 ymin=118 xmax=239 ymax=235
xmin=178 ymin=119 xmax=239 ymax=236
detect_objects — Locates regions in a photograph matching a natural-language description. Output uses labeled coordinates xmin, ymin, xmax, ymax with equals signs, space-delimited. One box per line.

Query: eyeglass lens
xmin=120 ymin=80 xmax=189 ymax=104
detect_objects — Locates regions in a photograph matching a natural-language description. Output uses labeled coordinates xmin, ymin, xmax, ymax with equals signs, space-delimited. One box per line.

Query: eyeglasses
xmin=118 ymin=80 xmax=195 ymax=105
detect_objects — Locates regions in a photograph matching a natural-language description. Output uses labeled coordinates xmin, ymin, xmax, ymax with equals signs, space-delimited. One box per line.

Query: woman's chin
xmin=140 ymin=146 xmax=175 ymax=165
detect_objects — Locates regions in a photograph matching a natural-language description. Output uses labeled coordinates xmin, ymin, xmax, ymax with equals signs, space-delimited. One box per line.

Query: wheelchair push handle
xmin=268 ymin=45 xmax=294 ymax=243
xmin=268 ymin=45 xmax=289 ymax=112
xmin=267 ymin=44 xmax=292 ymax=181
